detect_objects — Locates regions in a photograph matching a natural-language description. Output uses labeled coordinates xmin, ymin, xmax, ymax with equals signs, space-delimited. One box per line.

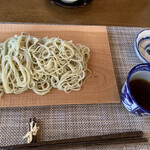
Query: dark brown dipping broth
xmin=129 ymin=79 xmax=150 ymax=111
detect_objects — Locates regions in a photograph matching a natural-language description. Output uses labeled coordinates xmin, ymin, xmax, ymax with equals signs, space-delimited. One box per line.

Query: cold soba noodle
xmin=0 ymin=33 xmax=91 ymax=97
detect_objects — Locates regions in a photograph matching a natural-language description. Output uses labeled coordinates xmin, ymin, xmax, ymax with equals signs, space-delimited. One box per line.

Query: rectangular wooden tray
xmin=0 ymin=24 xmax=120 ymax=107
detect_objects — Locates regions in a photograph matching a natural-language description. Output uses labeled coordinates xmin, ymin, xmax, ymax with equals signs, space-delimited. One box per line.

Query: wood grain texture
xmin=0 ymin=24 xmax=120 ymax=107
xmin=0 ymin=0 xmax=149 ymax=27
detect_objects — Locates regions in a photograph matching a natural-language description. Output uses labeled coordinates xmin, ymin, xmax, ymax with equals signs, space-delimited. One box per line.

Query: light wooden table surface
xmin=0 ymin=0 xmax=149 ymax=27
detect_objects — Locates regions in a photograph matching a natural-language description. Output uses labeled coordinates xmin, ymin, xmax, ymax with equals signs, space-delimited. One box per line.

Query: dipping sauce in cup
xmin=129 ymin=79 xmax=150 ymax=111
xmin=121 ymin=63 xmax=150 ymax=116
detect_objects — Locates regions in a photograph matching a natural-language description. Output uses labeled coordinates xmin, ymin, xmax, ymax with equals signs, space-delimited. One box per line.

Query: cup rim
xmin=134 ymin=29 xmax=150 ymax=63
xmin=127 ymin=63 xmax=150 ymax=114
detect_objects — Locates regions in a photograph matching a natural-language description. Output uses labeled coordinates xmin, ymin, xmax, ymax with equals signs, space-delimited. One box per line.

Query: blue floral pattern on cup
xmin=121 ymin=63 xmax=150 ymax=116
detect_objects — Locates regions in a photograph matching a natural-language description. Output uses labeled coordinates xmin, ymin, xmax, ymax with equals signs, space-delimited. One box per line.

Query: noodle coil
xmin=0 ymin=33 xmax=91 ymax=96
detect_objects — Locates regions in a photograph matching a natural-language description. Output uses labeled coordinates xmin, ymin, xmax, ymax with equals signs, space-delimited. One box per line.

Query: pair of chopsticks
xmin=1 ymin=131 xmax=148 ymax=149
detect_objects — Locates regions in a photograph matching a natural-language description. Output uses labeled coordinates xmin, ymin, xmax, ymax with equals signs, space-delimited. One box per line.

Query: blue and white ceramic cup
xmin=134 ymin=29 xmax=150 ymax=63
xmin=121 ymin=63 xmax=150 ymax=116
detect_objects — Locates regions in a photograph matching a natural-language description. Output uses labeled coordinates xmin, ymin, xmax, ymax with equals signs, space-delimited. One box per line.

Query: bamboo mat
xmin=0 ymin=26 xmax=150 ymax=150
